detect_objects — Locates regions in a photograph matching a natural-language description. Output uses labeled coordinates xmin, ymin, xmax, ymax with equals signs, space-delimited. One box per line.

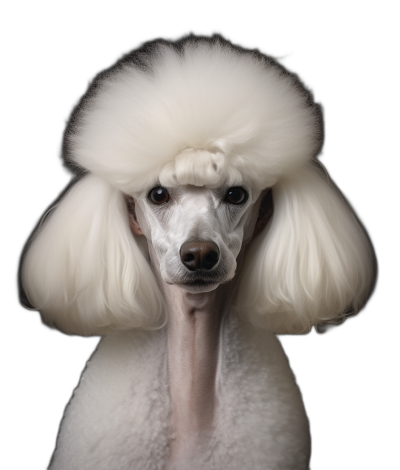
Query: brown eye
xmin=149 ymin=187 xmax=170 ymax=205
xmin=224 ymin=187 xmax=248 ymax=205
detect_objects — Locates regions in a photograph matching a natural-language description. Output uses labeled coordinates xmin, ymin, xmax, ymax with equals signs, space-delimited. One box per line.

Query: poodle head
xmin=20 ymin=35 xmax=376 ymax=335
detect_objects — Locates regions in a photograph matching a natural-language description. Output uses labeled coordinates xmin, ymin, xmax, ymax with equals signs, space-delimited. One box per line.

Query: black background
xmin=7 ymin=2 xmax=398 ymax=470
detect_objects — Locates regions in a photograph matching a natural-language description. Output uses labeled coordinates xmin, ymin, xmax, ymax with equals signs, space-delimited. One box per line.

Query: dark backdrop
xmin=7 ymin=3 xmax=397 ymax=470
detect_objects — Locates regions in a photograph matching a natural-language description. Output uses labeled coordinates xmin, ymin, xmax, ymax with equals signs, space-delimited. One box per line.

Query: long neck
xmin=165 ymin=284 xmax=230 ymax=431
xmin=148 ymin=246 xmax=235 ymax=463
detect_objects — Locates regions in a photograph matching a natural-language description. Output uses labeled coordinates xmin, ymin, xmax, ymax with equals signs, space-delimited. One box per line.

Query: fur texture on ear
xmin=21 ymin=175 xmax=165 ymax=336
xmin=236 ymin=162 xmax=376 ymax=334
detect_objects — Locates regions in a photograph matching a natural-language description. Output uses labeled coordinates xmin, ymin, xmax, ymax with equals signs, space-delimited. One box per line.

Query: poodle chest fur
xmin=49 ymin=318 xmax=310 ymax=470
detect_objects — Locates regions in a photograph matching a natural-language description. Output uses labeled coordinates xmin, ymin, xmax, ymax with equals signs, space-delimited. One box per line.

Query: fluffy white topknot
xmin=64 ymin=35 xmax=323 ymax=194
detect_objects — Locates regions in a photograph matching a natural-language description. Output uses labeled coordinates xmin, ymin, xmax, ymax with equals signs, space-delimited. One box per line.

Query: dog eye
xmin=148 ymin=187 xmax=170 ymax=205
xmin=224 ymin=187 xmax=248 ymax=205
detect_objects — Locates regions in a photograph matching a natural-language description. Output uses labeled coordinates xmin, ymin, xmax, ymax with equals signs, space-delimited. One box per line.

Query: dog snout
xmin=180 ymin=241 xmax=219 ymax=271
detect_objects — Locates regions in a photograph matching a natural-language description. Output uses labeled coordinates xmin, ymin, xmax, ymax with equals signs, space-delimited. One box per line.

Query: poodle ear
xmin=20 ymin=174 xmax=165 ymax=336
xmin=237 ymin=162 xmax=376 ymax=334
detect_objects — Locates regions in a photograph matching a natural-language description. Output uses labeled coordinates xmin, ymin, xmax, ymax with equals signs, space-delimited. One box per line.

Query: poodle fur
xmin=20 ymin=35 xmax=376 ymax=469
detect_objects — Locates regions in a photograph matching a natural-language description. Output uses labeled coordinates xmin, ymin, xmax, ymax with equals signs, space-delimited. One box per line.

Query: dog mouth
xmin=163 ymin=252 xmax=235 ymax=292
xmin=179 ymin=279 xmax=220 ymax=288
xmin=172 ymin=269 xmax=232 ymax=292
xmin=176 ymin=279 xmax=222 ymax=293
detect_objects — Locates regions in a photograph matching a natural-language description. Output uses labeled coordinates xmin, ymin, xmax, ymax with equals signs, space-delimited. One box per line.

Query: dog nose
xmin=180 ymin=241 xmax=219 ymax=271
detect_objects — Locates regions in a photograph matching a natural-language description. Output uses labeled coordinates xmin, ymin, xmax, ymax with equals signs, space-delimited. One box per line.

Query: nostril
xmin=203 ymin=251 xmax=219 ymax=270
xmin=180 ymin=241 xmax=219 ymax=271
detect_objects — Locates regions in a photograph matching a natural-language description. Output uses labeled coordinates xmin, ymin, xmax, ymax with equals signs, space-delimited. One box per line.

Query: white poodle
xmin=20 ymin=35 xmax=376 ymax=470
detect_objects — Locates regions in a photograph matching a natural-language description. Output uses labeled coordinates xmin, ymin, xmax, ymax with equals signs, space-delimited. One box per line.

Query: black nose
xmin=180 ymin=241 xmax=219 ymax=271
